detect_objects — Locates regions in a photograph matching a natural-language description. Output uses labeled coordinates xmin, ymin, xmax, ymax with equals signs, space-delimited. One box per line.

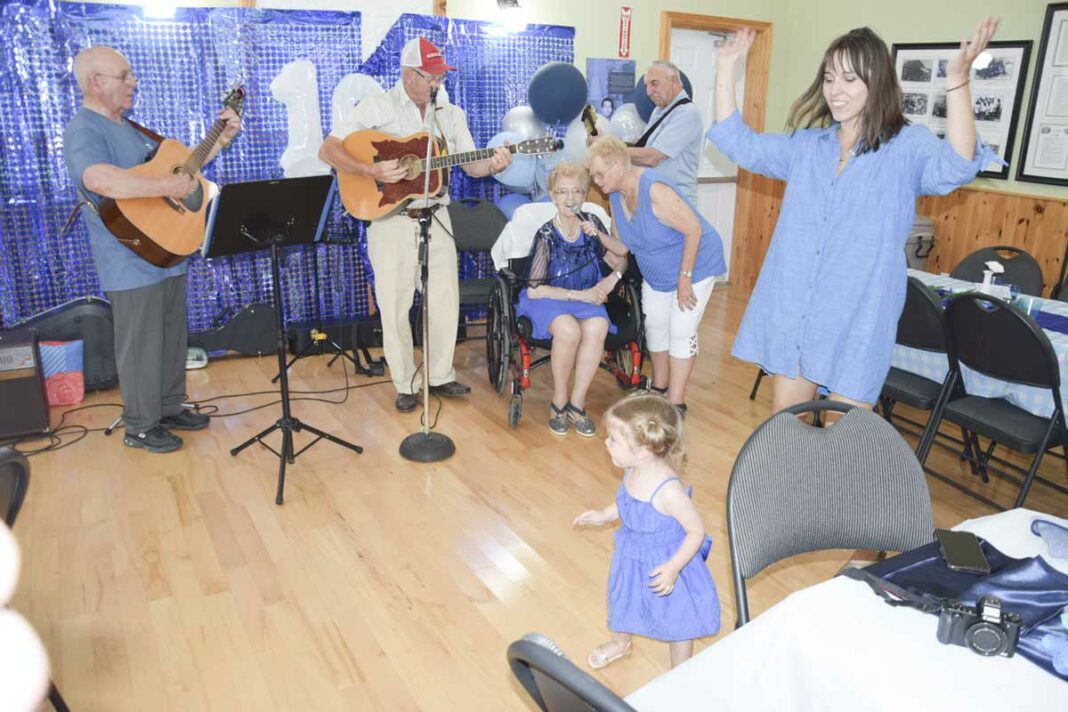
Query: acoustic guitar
xmin=336 ymin=131 xmax=562 ymax=220
xmin=98 ymin=86 xmax=245 ymax=268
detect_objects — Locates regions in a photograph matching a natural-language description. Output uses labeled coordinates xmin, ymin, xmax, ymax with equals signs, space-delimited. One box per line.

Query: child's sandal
xmin=587 ymin=640 xmax=632 ymax=670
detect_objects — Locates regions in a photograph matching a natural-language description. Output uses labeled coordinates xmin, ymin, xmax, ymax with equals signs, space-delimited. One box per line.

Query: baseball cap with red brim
xmin=400 ymin=37 xmax=455 ymax=75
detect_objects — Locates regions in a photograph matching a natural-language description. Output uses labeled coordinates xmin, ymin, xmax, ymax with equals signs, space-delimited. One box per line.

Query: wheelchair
xmin=485 ymin=256 xmax=646 ymax=428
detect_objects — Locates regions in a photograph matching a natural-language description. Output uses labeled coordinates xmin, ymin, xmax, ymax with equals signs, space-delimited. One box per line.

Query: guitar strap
xmin=632 ymin=97 xmax=692 ymax=148
xmin=62 ymin=117 xmax=164 ymax=234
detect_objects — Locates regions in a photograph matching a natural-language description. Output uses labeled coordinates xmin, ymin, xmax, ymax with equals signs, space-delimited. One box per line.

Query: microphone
xmin=568 ymin=203 xmax=592 ymax=223
xmin=430 ymin=86 xmax=439 ymax=104
xmin=521 ymin=632 xmax=568 ymax=659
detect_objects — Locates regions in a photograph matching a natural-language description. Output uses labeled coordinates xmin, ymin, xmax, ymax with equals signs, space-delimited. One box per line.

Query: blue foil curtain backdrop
xmin=0 ymin=3 xmax=574 ymax=332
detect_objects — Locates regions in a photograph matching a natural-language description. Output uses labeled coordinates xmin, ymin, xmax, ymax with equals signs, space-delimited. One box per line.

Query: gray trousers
xmin=107 ymin=274 xmax=188 ymax=433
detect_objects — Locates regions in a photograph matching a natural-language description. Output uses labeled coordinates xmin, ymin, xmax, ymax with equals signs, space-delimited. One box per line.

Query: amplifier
xmin=287 ymin=317 xmax=383 ymax=355
xmin=0 ymin=330 xmax=49 ymax=439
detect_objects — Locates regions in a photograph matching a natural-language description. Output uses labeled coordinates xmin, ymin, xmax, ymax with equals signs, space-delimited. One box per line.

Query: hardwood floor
xmin=9 ymin=285 xmax=1068 ymax=710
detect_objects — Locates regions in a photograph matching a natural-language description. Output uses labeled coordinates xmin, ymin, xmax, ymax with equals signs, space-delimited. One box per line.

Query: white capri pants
xmin=642 ymin=276 xmax=717 ymax=359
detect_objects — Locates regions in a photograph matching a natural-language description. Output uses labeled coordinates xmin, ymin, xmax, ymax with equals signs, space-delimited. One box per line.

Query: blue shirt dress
xmin=514 ymin=218 xmax=616 ymax=340
xmin=705 ymin=111 xmax=993 ymax=403
xmin=607 ymin=473 xmax=720 ymax=642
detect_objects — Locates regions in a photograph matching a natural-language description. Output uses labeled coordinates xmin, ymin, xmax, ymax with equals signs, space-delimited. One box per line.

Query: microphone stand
xmin=399 ymin=86 xmax=456 ymax=462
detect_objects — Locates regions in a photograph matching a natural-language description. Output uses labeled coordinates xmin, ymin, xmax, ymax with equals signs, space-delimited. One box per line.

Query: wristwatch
xmin=679 ymin=269 xmax=694 ymax=278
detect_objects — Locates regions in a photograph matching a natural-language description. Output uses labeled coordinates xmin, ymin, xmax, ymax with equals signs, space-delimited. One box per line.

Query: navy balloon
xmin=633 ymin=71 xmax=694 ymax=122
xmin=528 ymin=62 xmax=587 ymax=125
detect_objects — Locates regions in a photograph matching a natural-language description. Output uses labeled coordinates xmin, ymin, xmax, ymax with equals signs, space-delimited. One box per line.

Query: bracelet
xmin=945 ymin=80 xmax=969 ymax=94
xmin=679 ymin=270 xmax=694 ymax=278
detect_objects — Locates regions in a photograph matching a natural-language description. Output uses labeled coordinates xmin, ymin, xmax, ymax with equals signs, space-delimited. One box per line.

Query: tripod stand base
xmin=399 ymin=431 xmax=455 ymax=463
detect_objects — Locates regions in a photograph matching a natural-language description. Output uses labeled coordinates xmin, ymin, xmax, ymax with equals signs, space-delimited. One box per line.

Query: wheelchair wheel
xmin=508 ymin=394 xmax=522 ymax=428
xmin=485 ymin=281 xmax=512 ymax=394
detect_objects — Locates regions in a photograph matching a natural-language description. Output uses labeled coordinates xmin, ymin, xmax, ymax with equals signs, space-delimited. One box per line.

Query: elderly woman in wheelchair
xmin=501 ymin=162 xmax=628 ymax=436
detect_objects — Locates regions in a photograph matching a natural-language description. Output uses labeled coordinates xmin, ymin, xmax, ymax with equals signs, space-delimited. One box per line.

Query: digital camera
xmin=936 ymin=596 xmax=1022 ymax=657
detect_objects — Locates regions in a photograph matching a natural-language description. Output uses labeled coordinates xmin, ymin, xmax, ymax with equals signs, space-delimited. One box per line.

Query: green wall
xmin=449 ymin=0 xmax=1066 ymax=199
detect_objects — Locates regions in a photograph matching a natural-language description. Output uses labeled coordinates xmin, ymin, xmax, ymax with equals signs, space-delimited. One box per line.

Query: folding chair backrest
xmin=507 ymin=639 xmax=636 ymax=712
xmin=447 ymin=198 xmax=508 ymax=253
xmin=727 ymin=401 xmax=933 ymax=625
xmin=0 ymin=447 xmax=30 ymax=527
xmin=949 ymin=246 xmax=1044 ymax=297
xmin=945 ymin=294 xmax=1060 ymax=392
xmin=897 ymin=276 xmax=947 ymax=352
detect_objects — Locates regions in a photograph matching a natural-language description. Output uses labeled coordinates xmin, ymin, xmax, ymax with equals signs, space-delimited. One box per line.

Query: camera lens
xmin=965 ymin=622 xmax=1008 ymax=656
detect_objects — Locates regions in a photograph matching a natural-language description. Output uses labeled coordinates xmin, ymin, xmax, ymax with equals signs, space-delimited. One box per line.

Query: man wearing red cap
xmin=320 ymin=37 xmax=512 ymax=413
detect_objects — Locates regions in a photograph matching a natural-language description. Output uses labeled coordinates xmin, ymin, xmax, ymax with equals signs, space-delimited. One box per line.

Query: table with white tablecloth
xmin=892 ymin=269 xmax=1068 ymax=418
xmin=625 ymin=508 xmax=1068 ymax=711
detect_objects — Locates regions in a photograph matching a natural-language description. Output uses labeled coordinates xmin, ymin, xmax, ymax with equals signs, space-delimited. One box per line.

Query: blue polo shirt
xmin=63 ymin=107 xmax=188 ymax=292
xmin=644 ymin=91 xmax=703 ymax=206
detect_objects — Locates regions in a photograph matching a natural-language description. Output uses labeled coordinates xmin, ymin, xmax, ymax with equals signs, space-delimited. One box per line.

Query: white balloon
xmin=534 ymin=151 xmax=564 ymax=199
xmin=501 ymin=105 xmax=547 ymax=141
xmin=271 ymin=59 xmax=331 ymax=178
xmin=330 ymin=72 xmax=385 ymax=129
xmin=561 ymin=114 xmax=610 ymax=162
xmin=609 ymin=103 xmax=645 ymax=144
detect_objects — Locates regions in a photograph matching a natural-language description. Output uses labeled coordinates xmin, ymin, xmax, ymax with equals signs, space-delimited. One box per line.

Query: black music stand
xmin=206 ymin=175 xmax=363 ymax=505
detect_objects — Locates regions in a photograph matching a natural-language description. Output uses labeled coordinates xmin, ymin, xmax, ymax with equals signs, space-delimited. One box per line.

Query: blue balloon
xmin=495 ymin=192 xmax=533 ymax=220
xmin=528 ymin=62 xmax=587 ymax=125
xmin=488 ymin=131 xmax=536 ymax=191
xmin=634 ymin=71 xmax=695 ymax=123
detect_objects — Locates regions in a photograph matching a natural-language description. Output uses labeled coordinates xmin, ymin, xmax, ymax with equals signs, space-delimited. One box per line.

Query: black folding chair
xmin=949 ymin=246 xmax=1044 ymax=297
xmin=879 ymin=276 xmax=958 ymax=462
xmin=507 ymin=636 xmax=636 ymax=712
xmin=446 ymin=198 xmax=508 ymax=341
xmin=727 ymin=401 xmax=933 ymax=627
xmin=919 ymin=293 xmax=1068 ymax=509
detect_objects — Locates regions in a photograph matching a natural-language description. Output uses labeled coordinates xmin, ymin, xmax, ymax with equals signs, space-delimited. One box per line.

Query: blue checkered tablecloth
xmin=892 ymin=269 xmax=1068 ymax=418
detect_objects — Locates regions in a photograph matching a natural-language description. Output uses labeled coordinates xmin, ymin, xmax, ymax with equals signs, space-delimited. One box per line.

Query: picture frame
xmin=1018 ymin=3 xmax=1068 ymax=186
xmin=891 ymin=40 xmax=1032 ymax=179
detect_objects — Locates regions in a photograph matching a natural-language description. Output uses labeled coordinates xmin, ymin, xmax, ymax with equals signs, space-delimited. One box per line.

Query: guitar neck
xmin=421 ymin=143 xmax=518 ymax=171
xmin=184 ymin=118 xmax=229 ymax=172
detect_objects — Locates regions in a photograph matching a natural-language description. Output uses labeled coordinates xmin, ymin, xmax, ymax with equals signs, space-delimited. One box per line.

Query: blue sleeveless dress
xmin=514 ymin=219 xmax=617 ymax=340
xmin=609 ymin=169 xmax=726 ymax=292
xmin=607 ymin=473 xmax=721 ymax=641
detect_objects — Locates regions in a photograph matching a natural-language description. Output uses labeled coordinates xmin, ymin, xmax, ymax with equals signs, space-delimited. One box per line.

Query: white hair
xmin=649 ymin=60 xmax=680 ymax=81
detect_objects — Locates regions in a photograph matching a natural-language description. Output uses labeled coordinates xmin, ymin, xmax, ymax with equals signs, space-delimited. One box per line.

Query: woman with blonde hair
xmin=516 ymin=162 xmax=627 ymax=436
xmin=584 ymin=137 xmax=726 ymax=416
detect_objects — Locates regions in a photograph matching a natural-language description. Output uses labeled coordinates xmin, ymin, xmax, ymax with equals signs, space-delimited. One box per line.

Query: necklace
xmin=554 ymin=215 xmax=579 ymax=240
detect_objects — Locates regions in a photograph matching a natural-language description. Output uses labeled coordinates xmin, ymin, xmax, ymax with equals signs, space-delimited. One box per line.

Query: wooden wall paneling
xmin=918 ymin=188 xmax=1068 ymax=296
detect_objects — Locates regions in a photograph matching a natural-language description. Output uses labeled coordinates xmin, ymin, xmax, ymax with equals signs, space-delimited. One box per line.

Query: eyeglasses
xmin=412 ymin=69 xmax=443 ymax=87
xmin=97 ymin=70 xmax=136 ymax=84
xmin=552 ymin=188 xmax=586 ymax=197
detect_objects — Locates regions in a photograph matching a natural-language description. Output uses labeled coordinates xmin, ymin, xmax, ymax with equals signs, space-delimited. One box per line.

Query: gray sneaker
xmin=567 ymin=404 xmax=596 ymax=438
xmin=123 ymin=425 xmax=183 ymax=453
xmin=549 ymin=403 xmax=569 ymax=436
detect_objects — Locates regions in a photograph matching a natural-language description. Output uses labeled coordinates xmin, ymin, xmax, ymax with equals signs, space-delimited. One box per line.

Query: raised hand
xmin=718 ymin=27 xmax=756 ymax=71
xmin=946 ymin=17 xmax=999 ymax=82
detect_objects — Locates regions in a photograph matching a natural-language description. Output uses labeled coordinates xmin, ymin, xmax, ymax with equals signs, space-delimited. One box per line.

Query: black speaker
xmin=0 ymin=330 xmax=49 ymax=439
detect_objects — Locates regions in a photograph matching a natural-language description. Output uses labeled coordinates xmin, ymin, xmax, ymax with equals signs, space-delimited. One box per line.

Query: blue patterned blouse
xmin=705 ymin=111 xmax=995 ymax=403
